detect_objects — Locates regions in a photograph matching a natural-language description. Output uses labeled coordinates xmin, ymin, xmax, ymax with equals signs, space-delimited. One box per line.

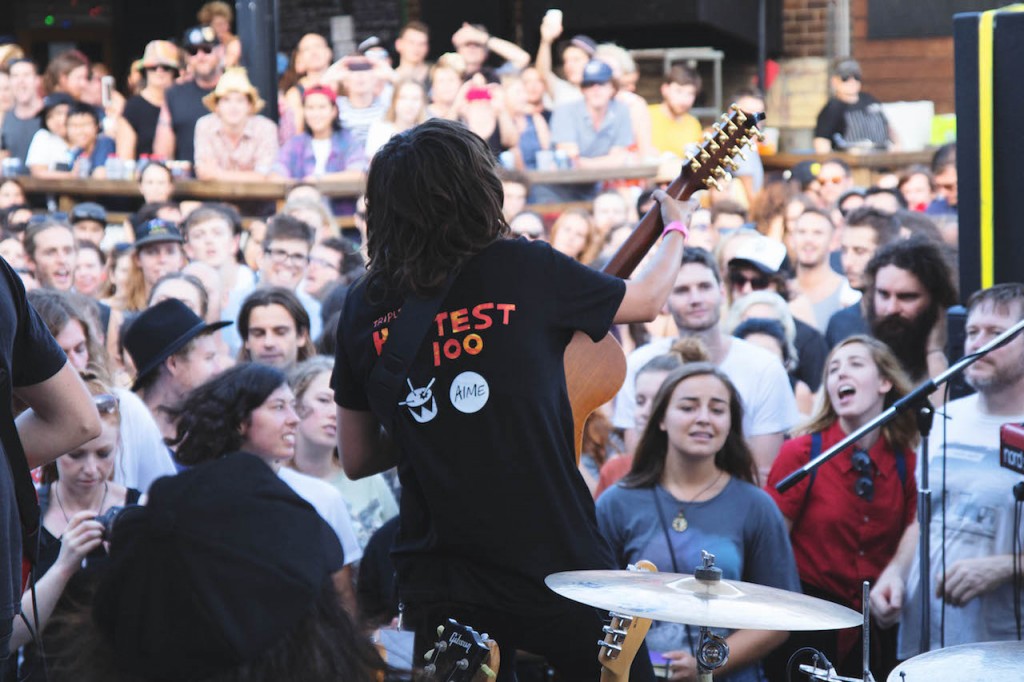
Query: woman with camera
xmin=8 ymin=374 xmax=140 ymax=681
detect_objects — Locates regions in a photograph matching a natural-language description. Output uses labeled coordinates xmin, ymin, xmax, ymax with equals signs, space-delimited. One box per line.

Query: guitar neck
xmin=601 ymin=173 xmax=691 ymax=279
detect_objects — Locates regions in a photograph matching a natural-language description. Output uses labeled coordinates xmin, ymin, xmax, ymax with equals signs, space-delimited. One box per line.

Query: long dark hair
xmin=624 ymin=363 xmax=757 ymax=487
xmin=363 ymin=118 xmax=509 ymax=299
xmin=168 ymin=363 xmax=286 ymax=465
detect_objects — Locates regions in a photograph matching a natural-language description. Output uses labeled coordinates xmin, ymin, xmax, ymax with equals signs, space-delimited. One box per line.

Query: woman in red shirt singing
xmin=766 ymin=334 xmax=919 ymax=680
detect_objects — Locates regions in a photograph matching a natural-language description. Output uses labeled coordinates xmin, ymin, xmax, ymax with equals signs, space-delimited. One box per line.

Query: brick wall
xmin=851 ymin=0 xmax=955 ymax=113
xmin=782 ymin=0 xmax=829 ymax=58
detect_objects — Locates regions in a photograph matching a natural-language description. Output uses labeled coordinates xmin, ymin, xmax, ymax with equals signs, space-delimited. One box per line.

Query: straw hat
xmin=202 ymin=67 xmax=265 ymax=113
xmin=141 ymin=40 xmax=181 ymax=71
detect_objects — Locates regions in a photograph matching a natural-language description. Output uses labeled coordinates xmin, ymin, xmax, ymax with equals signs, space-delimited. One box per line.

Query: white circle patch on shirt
xmin=450 ymin=371 xmax=489 ymax=414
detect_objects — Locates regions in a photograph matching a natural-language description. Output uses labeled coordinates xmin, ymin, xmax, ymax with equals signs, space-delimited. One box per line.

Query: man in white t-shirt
xmin=612 ymin=247 xmax=800 ymax=476
xmin=870 ymin=283 xmax=1024 ymax=657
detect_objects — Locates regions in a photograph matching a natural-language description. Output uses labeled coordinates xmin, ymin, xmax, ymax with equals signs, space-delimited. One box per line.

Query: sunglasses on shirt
xmin=851 ymin=449 xmax=874 ymax=501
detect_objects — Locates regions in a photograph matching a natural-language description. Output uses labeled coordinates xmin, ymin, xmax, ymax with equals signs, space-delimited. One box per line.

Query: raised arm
xmin=614 ymin=190 xmax=694 ymax=323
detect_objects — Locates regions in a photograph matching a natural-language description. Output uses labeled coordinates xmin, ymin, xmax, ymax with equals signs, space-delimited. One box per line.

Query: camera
xmin=95 ymin=505 xmax=126 ymax=540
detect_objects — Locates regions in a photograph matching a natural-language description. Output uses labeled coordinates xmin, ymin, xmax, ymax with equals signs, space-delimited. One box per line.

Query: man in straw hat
xmin=193 ymin=66 xmax=278 ymax=182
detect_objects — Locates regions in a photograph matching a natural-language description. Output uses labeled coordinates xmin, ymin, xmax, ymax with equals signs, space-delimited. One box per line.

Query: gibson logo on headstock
xmin=446 ymin=630 xmax=473 ymax=654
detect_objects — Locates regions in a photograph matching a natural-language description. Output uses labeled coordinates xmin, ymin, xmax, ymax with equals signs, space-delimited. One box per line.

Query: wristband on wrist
xmin=662 ymin=220 xmax=688 ymax=240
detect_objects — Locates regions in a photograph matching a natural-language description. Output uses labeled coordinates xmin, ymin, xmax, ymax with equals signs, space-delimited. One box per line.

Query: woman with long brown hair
xmin=598 ymin=359 xmax=799 ymax=681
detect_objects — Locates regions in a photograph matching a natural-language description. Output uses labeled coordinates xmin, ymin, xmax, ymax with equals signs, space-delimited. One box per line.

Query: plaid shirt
xmin=193 ymin=113 xmax=279 ymax=174
xmin=273 ymin=129 xmax=367 ymax=180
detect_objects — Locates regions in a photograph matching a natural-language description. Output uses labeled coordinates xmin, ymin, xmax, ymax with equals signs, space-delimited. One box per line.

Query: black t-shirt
xmin=122 ymin=95 xmax=161 ymax=159
xmin=165 ymin=80 xmax=214 ymax=164
xmin=814 ymin=94 xmax=889 ymax=150
xmin=0 ymin=257 xmax=67 ymax=647
xmin=333 ymin=237 xmax=626 ymax=614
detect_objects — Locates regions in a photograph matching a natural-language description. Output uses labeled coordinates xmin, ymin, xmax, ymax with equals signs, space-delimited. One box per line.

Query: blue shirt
xmin=549 ymin=98 xmax=634 ymax=158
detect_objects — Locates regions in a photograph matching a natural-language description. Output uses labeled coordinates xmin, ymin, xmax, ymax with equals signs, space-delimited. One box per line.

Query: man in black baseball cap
xmin=813 ymin=56 xmax=893 ymax=153
xmin=70 ymin=201 xmax=107 ymax=246
xmin=124 ymin=298 xmax=229 ymax=440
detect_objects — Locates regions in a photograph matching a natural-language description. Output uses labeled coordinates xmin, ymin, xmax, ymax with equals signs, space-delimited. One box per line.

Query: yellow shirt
xmin=648 ymin=104 xmax=703 ymax=156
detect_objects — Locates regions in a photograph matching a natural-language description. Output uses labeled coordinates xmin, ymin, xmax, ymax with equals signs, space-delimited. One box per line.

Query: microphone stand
xmin=775 ymin=315 xmax=1024 ymax=656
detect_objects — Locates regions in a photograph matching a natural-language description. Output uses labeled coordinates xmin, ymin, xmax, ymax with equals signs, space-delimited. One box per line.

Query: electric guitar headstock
xmin=422 ymin=619 xmax=500 ymax=682
xmin=598 ymin=560 xmax=658 ymax=682
xmin=603 ymin=104 xmax=766 ymax=279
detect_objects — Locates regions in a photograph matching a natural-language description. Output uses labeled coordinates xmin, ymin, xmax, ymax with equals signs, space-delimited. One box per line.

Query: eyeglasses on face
xmin=840 ymin=74 xmax=861 ymax=83
xmin=851 ymin=449 xmax=874 ymax=501
xmin=186 ymin=45 xmax=215 ymax=56
xmin=308 ymin=256 xmax=340 ymax=272
xmin=818 ymin=175 xmax=846 ymax=185
xmin=93 ymin=393 xmax=120 ymax=415
xmin=728 ymin=271 xmax=772 ymax=290
xmin=264 ymin=247 xmax=309 ymax=267
xmin=146 ymin=65 xmax=178 ymax=73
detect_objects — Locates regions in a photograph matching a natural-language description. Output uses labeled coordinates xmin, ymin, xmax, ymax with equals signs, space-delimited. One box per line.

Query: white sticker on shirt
xmin=449 ymin=371 xmax=489 ymax=414
xmin=399 ymin=378 xmax=438 ymax=423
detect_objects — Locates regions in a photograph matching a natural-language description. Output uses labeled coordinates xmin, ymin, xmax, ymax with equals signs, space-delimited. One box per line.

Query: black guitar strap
xmin=367 ymin=275 xmax=455 ymax=433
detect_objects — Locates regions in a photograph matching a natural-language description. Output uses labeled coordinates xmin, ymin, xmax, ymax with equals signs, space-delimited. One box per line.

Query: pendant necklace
xmin=669 ymin=471 xmax=723 ymax=533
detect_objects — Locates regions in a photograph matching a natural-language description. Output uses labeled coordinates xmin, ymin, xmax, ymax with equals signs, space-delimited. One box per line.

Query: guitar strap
xmin=367 ymin=274 xmax=455 ymax=433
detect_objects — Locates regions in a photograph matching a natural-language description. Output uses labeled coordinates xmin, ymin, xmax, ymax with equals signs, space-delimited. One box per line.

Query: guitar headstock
xmin=600 ymin=105 xmax=766 ymax=280
xmin=678 ymin=105 xmax=766 ymax=199
xmin=422 ymin=619 xmax=500 ymax=682
xmin=598 ymin=560 xmax=657 ymax=682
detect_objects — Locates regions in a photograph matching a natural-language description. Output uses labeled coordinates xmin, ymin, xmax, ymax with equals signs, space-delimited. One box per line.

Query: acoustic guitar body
xmin=565 ymin=331 xmax=626 ymax=461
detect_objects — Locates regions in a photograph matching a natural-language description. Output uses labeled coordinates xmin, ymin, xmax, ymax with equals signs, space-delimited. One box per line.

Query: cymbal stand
xmin=860 ymin=581 xmax=876 ymax=682
xmin=694 ymin=551 xmax=729 ymax=682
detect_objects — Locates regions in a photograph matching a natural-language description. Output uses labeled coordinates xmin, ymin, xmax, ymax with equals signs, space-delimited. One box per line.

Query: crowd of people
xmin=0 ymin=4 xmax=1019 ymax=682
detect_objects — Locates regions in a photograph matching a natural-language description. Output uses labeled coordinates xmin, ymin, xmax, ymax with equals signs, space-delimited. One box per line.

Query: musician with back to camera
xmin=332 ymin=118 xmax=694 ymax=681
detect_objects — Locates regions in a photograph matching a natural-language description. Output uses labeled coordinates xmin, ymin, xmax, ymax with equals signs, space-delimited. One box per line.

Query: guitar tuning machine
xmin=437 ymin=625 xmax=445 ymax=637
xmin=689 ymin=159 xmax=701 ymax=172
xmin=698 ymin=150 xmax=711 ymax=162
xmin=716 ymin=132 xmax=730 ymax=144
xmin=729 ymin=104 xmax=748 ymax=124
xmin=704 ymin=177 xmax=722 ymax=191
xmin=725 ymin=122 xmax=739 ymax=135
xmin=707 ymin=141 xmax=721 ymax=153
xmin=723 ymin=158 xmax=740 ymax=172
xmin=455 ymin=659 xmax=470 ymax=670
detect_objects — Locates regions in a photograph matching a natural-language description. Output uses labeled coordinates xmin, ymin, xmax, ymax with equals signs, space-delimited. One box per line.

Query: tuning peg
xmin=712 ymin=167 xmax=726 ymax=179
xmin=698 ymin=150 xmax=711 ymax=162
xmin=456 ymin=659 xmax=469 ymax=670
xmin=724 ymin=158 xmax=740 ymax=171
xmin=719 ymin=112 xmax=731 ymax=124
xmin=425 ymin=649 xmax=435 ymax=661
xmin=733 ymin=147 xmax=748 ymax=161
xmin=729 ymin=104 xmax=748 ymax=123
xmin=690 ymin=159 xmax=701 ymax=172
xmin=755 ymin=129 xmax=766 ymax=142
xmin=738 ymin=135 xmax=751 ymax=147
xmin=717 ymin=131 xmax=730 ymax=144
xmin=725 ymin=122 xmax=738 ymax=135
xmin=424 ymin=663 xmax=437 ymax=675
xmin=704 ymin=177 xmax=722 ymax=191
xmin=437 ymin=625 xmax=445 ymax=637
xmin=707 ymin=141 xmax=721 ymax=153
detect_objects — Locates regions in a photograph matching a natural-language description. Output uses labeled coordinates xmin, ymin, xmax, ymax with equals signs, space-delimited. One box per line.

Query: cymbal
xmin=887 ymin=641 xmax=1024 ymax=681
xmin=545 ymin=570 xmax=861 ymax=631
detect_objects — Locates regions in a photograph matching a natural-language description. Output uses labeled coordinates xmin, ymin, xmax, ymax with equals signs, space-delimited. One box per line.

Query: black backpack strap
xmin=806 ymin=431 xmax=822 ymax=493
xmin=367 ymin=277 xmax=455 ymax=433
